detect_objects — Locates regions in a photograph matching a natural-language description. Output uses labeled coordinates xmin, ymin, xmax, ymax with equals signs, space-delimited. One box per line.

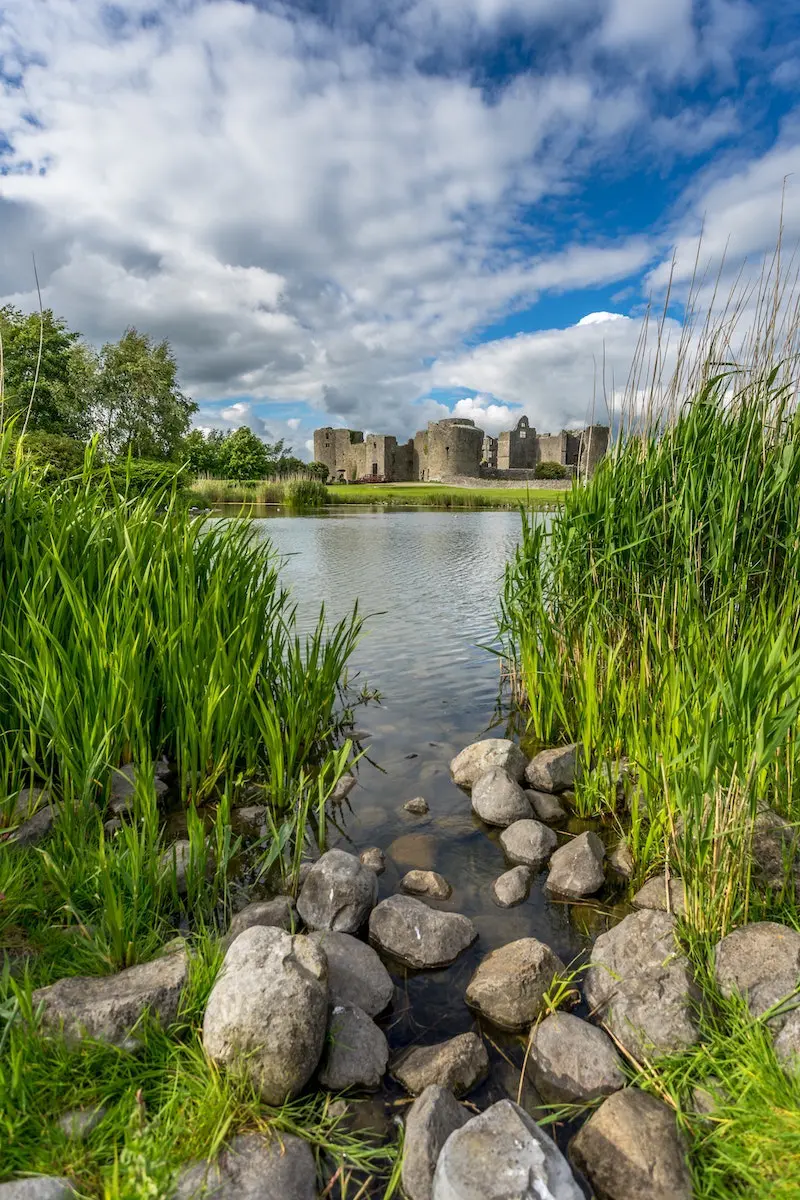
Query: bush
xmin=14 ymin=432 xmax=89 ymax=478
xmin=534 ymin=460 xmax=567 ymax=479
xmin=285 ymin=479 xmax=329 ymax=508
xmin=107 ymin=457 xmax=189 ymax=500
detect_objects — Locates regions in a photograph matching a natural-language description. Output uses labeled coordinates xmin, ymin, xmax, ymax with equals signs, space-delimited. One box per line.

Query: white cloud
xmin=577 ymin=311 xmax=627 ymax=326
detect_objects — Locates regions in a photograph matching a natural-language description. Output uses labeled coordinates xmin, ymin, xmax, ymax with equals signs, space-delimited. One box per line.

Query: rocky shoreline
xmin=6 ymin=736 xmax=800 ymax=1199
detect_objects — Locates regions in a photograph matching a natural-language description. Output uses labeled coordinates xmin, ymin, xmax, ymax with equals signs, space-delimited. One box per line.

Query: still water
xmin=242 ymin=507 xmax=609 ymax=1100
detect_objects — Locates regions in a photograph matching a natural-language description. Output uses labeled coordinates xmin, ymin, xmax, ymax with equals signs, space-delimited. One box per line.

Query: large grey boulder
xmin=32 ymin=950 xmax=188 ymax=1049
xmin=491 ymin=866 xmax=531 ymax=908
xmin=318 ymin=1004 xmax=389 ymax=1091
xmin=528 ymin=1013 xmax=625 ymax=1103
xmin=499 ymin=819 xmax=557 ymax=869
xmin=714 ymin=921 xmax=800 ymax=1024
xmin=524 ymin=745 xmax=579 ymax=793
xmin=392 ymin=1033 xmax=488 ymax=1097
xmin=369 ymin=896 xmax=477 ymax=969
xmin=545 ymin=831 xmax=605 ymax=898
xmin=0 ymin=1182 xmax=76 ymax=1199
xmin=632 ymin=874 xmax=687 ymax=917
xmin=584 ymin=910 xmax=700 ymax=1058
xmin=307 ymin=930 xmax=394 ymax=1016
xmin=225 ymin=897 xmax=297 ymax=948
xmin=450 ymin=740 xmax=528 ymax=789
xmin=402 ymin=870 xmax=452 ymax=900
xmin=465 ymin=938 xmax=566 ymax=1031
xmin=203 ymin=927 xmax=327 ymax=1104
xmin=569 ymin=1088 xmax=693 ymax=1200
xmin=173 ymin=1132 xmax=317 ymax=1200
xmin=402 ymin=1086 xmax=469 ymax=1200
xmin=432 ymin=1100 xmax=583 ymax=1200
xmin=471 ymin=769 xmax=531 ymax=827
xmin=297 ymin=849 xmax=378 ymax=933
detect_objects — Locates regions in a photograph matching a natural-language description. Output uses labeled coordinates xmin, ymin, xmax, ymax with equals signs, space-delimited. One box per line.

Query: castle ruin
xmin=313 ymin=416 xmax=609 ymax=483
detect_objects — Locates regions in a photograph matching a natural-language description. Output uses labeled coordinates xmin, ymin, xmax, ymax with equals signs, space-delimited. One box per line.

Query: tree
xmin=218 ymin=426 xmax=273 ymax=480
xmin=94 ymin=328 xmax=197 ymax=460
xmin=0 ymin=305 xmax=85 ymax=437
xmin=307 ymin=461 xmax=330 ymax=480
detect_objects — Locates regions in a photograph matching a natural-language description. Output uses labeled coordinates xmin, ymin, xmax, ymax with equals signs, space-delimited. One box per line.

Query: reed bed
xmin=190 ymin=476 xmax=330 ymax=508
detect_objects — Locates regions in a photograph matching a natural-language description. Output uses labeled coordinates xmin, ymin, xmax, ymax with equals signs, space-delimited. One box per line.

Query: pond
xmin=237 ymin=505 xmax=616 ymax=1140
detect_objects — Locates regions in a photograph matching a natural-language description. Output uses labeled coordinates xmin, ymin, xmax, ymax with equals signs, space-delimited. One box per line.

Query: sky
xmin=1 ymin=0 xmax=799 ymax=457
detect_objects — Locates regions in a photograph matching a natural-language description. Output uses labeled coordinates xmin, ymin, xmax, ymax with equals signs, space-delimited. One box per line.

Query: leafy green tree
xmin=307 ymin=461 xmax=330 ymax=480
xmin=218 ymin=426 xmax=273 ymax=480
xmin=0 ymin=305 xmax=85 ymax=437
xmin=95 ymin=328 xmax=197 ymax=460
xmin=182 ymin=428 xmax=225 ymax=475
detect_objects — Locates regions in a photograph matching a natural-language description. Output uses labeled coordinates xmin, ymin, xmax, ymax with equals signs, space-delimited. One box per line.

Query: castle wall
xmin=578 ymin=425 xmax=610 ymax=477
xmin=537 ymin=431 xmax=568 ymax=465
xmin=427 ymin=418 xmax=485 ymax=480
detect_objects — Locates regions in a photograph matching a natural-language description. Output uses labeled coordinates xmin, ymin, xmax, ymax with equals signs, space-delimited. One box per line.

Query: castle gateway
xmin=313 ymin=416 xmax=609 ymax=483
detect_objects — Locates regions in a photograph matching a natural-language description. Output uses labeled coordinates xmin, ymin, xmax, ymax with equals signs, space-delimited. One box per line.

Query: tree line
xmin=0 ymin=305 xmax=322 ymax=480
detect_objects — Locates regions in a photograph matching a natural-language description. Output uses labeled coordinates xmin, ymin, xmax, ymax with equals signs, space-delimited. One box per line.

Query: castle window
xmin=519 ymin=429 xmax=527 ymax=439
xmin=445 ymin=446 xmax=449 ymax=456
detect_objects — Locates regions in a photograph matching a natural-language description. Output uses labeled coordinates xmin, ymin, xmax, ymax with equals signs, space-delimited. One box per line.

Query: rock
xmin=173 ymin=1132 xmax=316 ymax=1200
xmin=545 ymin=831 xmax=605 ymax=898
xmin=57 ymin=1105 xmax=107 ymax=1140
xmin=307 ymin=930 xmax=394 ymax=1016
xmin=465 ymin=938 xmax=566 ymax=1031
xmin=633 ymin=874 xmax=687 ymax=916
xmin=499 ymin=819 xmax=557 ymax=869
xmin=8 ymin=806 xmax=54 ymax=847
xmin=491 ymin=866 xmax=531 ymax=907
xmin=471 ymin=769 xmax=531 ymax=827
xmin=494 ymin=1061 xmax=546 ymax=1123
xmin=331 ymin=773 xmax=357 ymax=804
xmin=524 ymin=745 xmax=579 ymax=793
xmin=369 ymin=895 xmax=477 ymax=969
xmin=319 ymin=1004 xmax=389 ymax=1090
xmin=607 ymin=841 xmax=634 ymax=880
xmin=103 ymin=818 xmax=122 ymax=837
xmin=108 ymin=762 xmax=136 ymax=815
xmin=225 ymin=898 xmax=297 ymax=947
xmin=751 ymin=808 xmax=800 ymax=890
xmin=297 ymin=860 xmax=315 ymax=888
xmin=450 ymin=739 xmax=528 ymax=789
xmin=160 ymin=839 xmax=215 ymax=896
xmin=432 ymin=1099 xmax=583 ymax=1200
xmin=691 ymin=1077 xmax=728 ymax=1118
xmin=773 ymin=1009 xmax=800 ymax=1074
xmin=346 ymin=1095 xmax=392 ymax=1138
xmin=405 ymin=796 xmax=430 ymax=815
xmin=12 ymin=786 xmax=49 ymax=821
xmin=0 ymin=1182 xmax=76 ymax=1199
xmin=527 ymin=1013 xmax=625 ymax=1103
xmin=32 ymin=949 xmax=188 ymax=1049
xmin=387 ymin=833 xmax=437 ymax=870
xmin=528 ymin=790 xmax=566 ymax=824
xmin=392 ymin=1033 xmax=488 ymax=1097
xmin=297 ymin=849 xmax=378 ymax=933
xmin=402 ymin=1086 xmax=469 ymax=1200
xmin=401 ymin=870 xmax=452 ymax=900
xmin=203 ymin=927 xmax=327 ymax=1104
xmin=584 ymin=910 xmax=700 ymax=1058
xmin=714 ymin=921 xmax=800 ymax=1024
xmin=360 ymin=846 xmax=386 ymax=874
xmin=569 ymin=1088 xmax=693 ymax=1200
xmin=231 ymin=806 xmax=268 ymax=838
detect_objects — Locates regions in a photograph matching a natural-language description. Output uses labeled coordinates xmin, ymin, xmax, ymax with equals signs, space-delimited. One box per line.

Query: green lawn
xmin=325 ymin=483 xmax=566 ymax=508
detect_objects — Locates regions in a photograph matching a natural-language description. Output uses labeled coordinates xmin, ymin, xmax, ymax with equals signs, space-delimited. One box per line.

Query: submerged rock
xmin=527 ymin=1013 xmax=625 ymax=1104
xmin=319 ymin=1004 xmax=389 ymax=1091
xmin=307 ymin=930 xmax=394 ymax=1016
xmin=450 ymin=739 xmax=528 ymax=789
xmin=607 ymin=841 xmax=634 ymax=880
xmin=465 ymin=938 xmax=566 ymax=1031
xmin=173 ymin=1132 xmax=317 ymax=1200
xmin=491 ymin=866 xmax=531 ymax=908
xmin=230 ymin=806 xmax=268 ymax=839
xmin=392 ymin=1033 xmax=489 ymax=1097
xmin=360 ymin=846 xmax=386 ymax=874
xmin=527 ymin=790 xmax=566 ymax=824
xmin=401 ymin=870 xmax=452 ymax=900
xmin=524 ymin=745 xmax=579 ymax=793
xmin=402 ymin=1086 xmax=469 ymax=1200
xmin=330 ymin=773 xmax=357 ymax=804
xmin=632 ymin=874 xmax=687 ymax=917
xmin=584 ymin=910 xmax=700 ymax=1058
xmin=369 ymin=895 xmax=477 ymax=969
xmin=545 ymin=831 xmax=605 ymax=898
xmin=297 ymin=848 xmax=378 ymax=933
xmin=499 ymin=819 xmax=557 ymax=869
xmin=404 ymin=796 xmax=430 ymax=815
xmin=432 ymin=1100 xmax=583 ymax=1200
xmin=714 ymin=921 xmax=800 ymax=1025
xmin=32 ymin=949 xmax=188 ymax=1049
xmin=225 ymin=897 xmax=297 ymax=947
xmin=569 ymin=1088 xmax=693 ymax=1200
xmin=203 ymin=927 xmax=327 ymax=1104
xmin=471 ymin=769 xmax=531 ymax=827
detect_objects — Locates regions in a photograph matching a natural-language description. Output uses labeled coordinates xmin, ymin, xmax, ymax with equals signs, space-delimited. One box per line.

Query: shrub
xmin=285 ymin=479 xmax=330 ymax=508
xmin=534 ymin=460 xmax=567 ymax=479
xmin=14 ymin=432 xmax=89 ymax=478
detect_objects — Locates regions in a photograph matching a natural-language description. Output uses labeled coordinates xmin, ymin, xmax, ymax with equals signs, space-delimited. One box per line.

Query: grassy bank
xmin=190 ymin=477 xmax=566 ymax=509
xmin=501 ymin=268 xmax=800 ymax=1194
xmin=0 ymin=434 xmax=387 ymax=1194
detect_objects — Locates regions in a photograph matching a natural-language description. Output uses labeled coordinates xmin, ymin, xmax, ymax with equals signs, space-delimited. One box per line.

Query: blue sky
xmin=0 ymin=0 xmax=799 ymax=454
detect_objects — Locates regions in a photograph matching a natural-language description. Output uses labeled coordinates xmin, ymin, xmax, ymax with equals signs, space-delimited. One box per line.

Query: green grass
xmin=189 ymin=477 xmax=567 ymax=510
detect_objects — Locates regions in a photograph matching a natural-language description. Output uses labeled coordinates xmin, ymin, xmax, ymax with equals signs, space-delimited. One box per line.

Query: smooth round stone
xmin=499 ymin=819 xmax=557 ymax=869
xmin=471 ymin=769 xmax=531 ymax=827
xmin=401 ymin=870 xmax=452 ymax=900
xmin=491 ymin=866 xmax=532 ymax=908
